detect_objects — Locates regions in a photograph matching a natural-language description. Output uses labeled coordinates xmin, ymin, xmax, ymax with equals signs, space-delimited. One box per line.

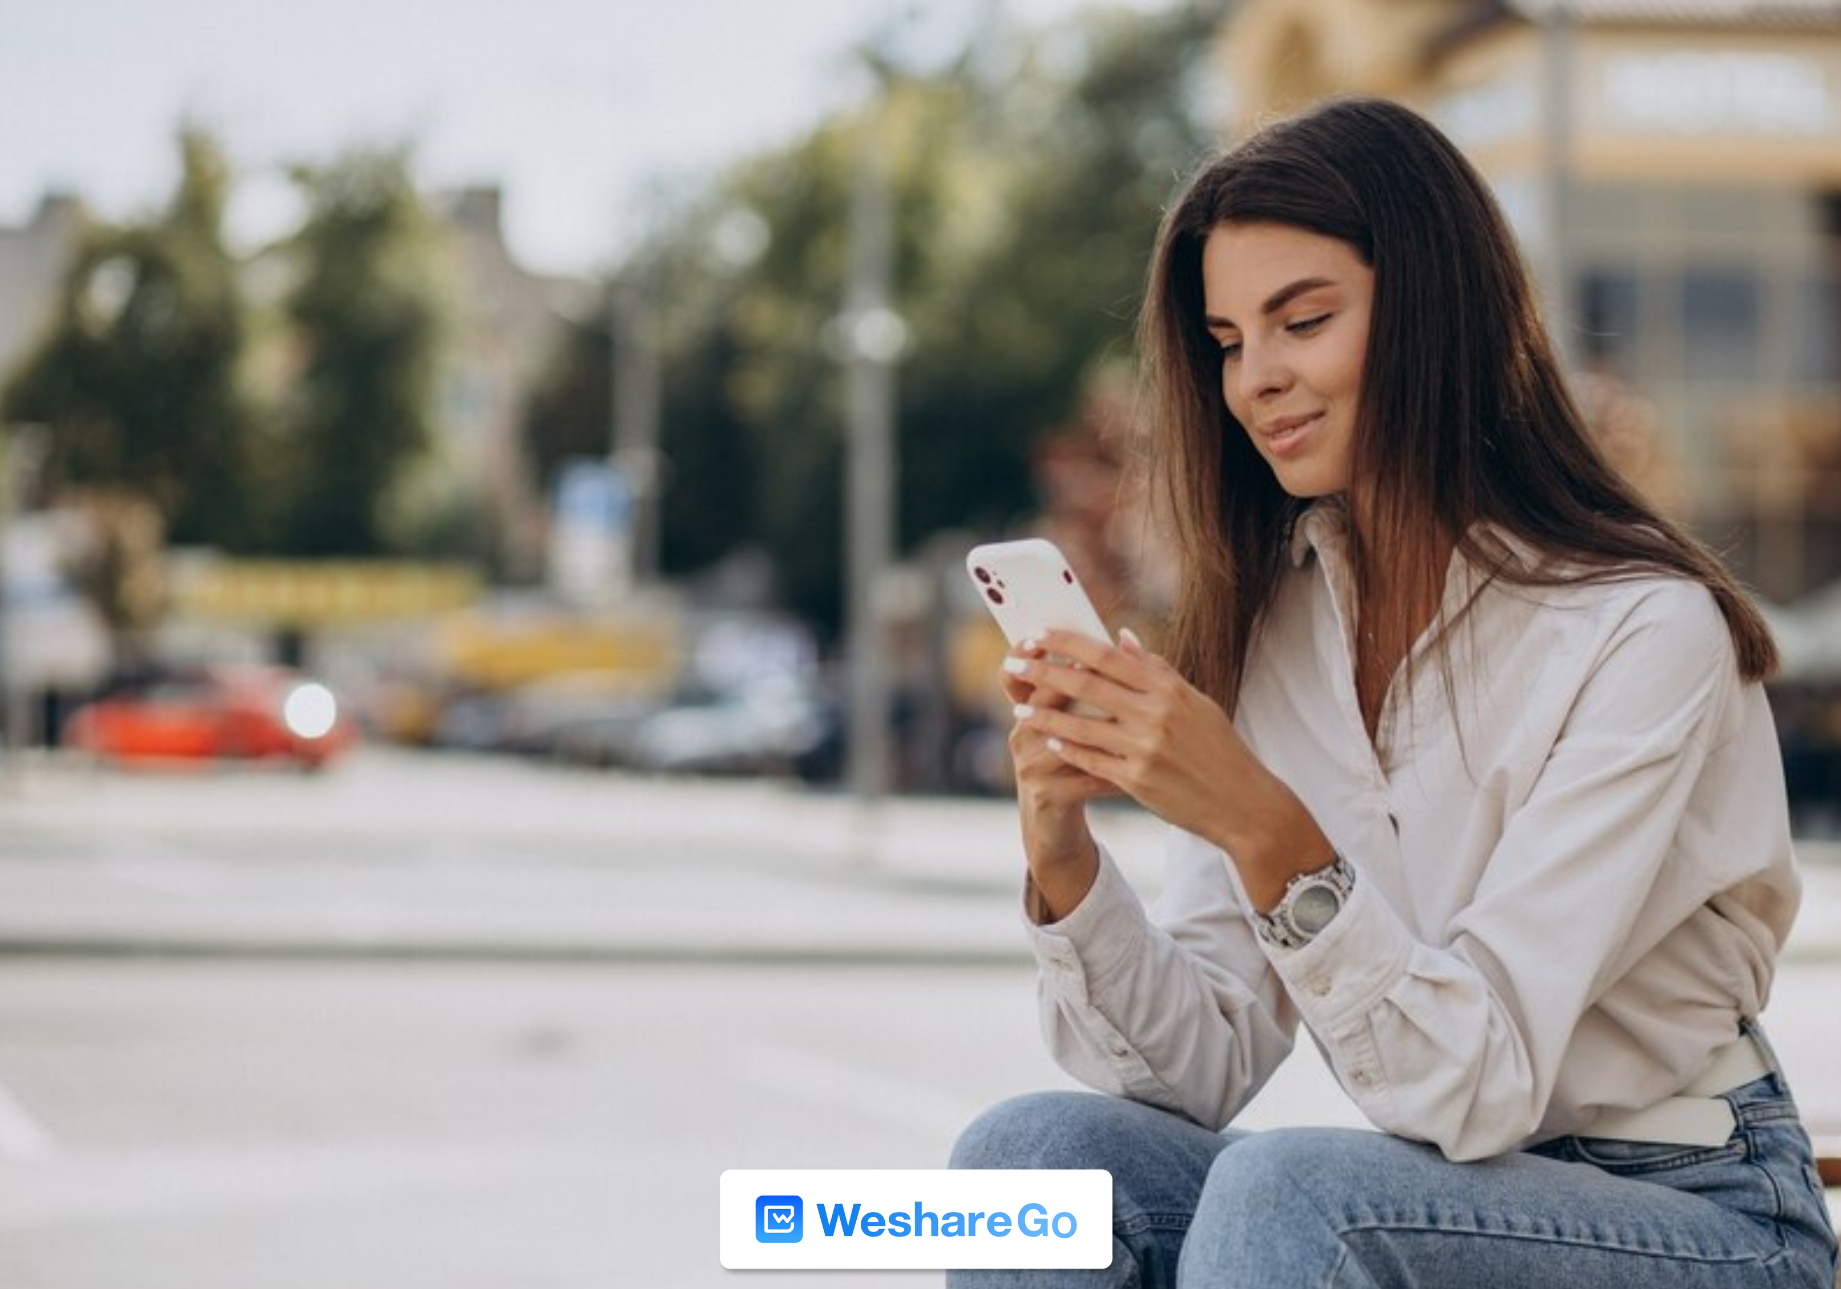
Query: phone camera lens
xmin=985 ymin=588 xmax=1004 ymax=605
xmin=1062 ymin=570 xmax=1074 ymax=584
xmin=973 ymin=567 xmax=992 ymax=585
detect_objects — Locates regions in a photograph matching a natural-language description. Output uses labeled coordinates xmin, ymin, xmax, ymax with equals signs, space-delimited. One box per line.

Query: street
xmin=0 ymin=751 xmax=1836 ymax=1288
xmin=0 ymin=957 xmax=1068 ymax=1289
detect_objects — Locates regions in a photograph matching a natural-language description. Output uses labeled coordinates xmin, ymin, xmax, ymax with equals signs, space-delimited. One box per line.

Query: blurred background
xmin=1 ymin=1 xmax=1838 ymax=1286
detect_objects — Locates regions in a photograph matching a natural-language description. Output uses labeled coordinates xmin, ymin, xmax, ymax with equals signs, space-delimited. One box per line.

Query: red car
xmin=63 ymin=666 xmax=358 ymax=770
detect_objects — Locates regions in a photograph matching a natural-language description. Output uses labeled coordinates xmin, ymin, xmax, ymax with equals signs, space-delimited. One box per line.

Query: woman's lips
xmin=1262 ymin=412 xmax=1321 ymax=459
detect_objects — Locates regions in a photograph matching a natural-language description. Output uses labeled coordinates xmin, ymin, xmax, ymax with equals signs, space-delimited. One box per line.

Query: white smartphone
xmin=965 ymin=538 xmax=1112 ymax=649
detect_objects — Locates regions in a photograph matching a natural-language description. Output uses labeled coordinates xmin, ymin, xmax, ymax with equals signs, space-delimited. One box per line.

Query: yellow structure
xmin=173 ymin=559 xmax=482 ymax=628
xmin=433 ymin=612 xmax=679 ymax=691
xmin=1219 ymin=0 xmax=1841 ymax=599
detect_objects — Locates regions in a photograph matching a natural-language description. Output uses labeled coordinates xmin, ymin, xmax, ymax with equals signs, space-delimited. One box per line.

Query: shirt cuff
xmin=1025 ymin=843 xmax=1150 ymax=990
xmin=1259 ymin=860 xmax=1413 ymax=1033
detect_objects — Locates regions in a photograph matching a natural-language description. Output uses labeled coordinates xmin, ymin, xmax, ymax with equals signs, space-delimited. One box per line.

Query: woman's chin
xmin=1267 ymin=463 xmax=1348 ymax=499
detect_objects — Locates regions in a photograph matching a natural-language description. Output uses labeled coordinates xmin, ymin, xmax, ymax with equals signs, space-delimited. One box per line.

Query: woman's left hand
xmin=1011 ymin=628 xmax=1333 ymax=908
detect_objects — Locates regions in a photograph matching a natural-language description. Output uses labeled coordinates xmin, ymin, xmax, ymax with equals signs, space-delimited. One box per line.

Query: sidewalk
xmin=0 ymin=749 xmax=1838 ymax=966
xmin=0 ymin=750 xmax=1153 ymax=964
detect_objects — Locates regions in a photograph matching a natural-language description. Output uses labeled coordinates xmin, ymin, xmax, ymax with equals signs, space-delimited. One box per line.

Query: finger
xmin=1015 ymin=701 xmax=1132 ymax=759
xmin=1008 ymin=726 xmax=1114 ymax=793
xmin=999 ymin=637 xmax=1041 ymax=704
xmin=1117 ymin=627 xmax=1174 ymax=678
xmin=1010 ymin=656 xmax=1144 ymax=719
xmin=1001 ymin=669 xmax=1074 ymax=710
xmin=1042 ymin=731 xmax=1126 ymax=788
xmin=1012 ymin=731 xmax=1119 ymax=791
xmin=1037 ymin=629 xmax=1161 ymax=693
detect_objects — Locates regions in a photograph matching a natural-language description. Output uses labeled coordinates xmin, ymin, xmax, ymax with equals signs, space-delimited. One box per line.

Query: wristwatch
xmin=1256 ymin=853 xmax=1355 ymax=950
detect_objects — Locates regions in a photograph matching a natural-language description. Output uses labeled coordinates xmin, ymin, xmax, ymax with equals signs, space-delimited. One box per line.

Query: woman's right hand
xmin=1004 ymin=638 xmax=1117 ymax=920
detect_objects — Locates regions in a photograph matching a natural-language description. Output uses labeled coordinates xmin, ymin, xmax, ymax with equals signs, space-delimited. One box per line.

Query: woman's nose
xmin=1234 ymin=342 xmax=1293 ymax=404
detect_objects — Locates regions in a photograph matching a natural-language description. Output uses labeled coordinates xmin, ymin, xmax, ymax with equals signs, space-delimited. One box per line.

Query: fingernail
xmin=1013 ymin=703 xmax=1034 ymax=720
xmin=1120 ymin=627 xmax=1143 ymax=652
xmin=1002 ymin=657 xmax=1030 ymax=675
xmin=1046 ymin=737 xmax=1065 ymax=754
xmin=1020 ymin=636 xmax=1040 ymax=652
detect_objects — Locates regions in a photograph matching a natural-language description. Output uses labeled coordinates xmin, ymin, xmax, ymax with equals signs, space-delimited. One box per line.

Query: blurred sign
xmin=436 ymin=613 xmax=679 ymax=690
xmin=549 ymin=460 xmax=633 ymax=608
xmin=174 ymin=559 xmax=482 ymax=626
xmin=1 ymin=514 xmax=110 ymax=689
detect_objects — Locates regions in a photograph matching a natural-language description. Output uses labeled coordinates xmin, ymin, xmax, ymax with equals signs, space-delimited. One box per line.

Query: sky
xmin=0 ymin=0 xmax=1173 ymax=277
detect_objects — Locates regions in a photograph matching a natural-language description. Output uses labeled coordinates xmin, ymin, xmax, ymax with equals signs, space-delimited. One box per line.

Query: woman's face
xmin=1201 ymin=222 xmax=1374 ymax=498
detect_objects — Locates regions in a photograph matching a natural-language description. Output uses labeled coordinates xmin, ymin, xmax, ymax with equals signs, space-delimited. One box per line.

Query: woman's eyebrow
xmin=1204 ymin=276 xmax=1338 ymax=328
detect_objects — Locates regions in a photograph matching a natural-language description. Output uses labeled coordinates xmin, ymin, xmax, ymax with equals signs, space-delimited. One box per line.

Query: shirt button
xmin=1308 ymin=978 xmax=1332 ymax=998
xmin=1109 ymin=1042 xmax=1131 ymax=1059
xmin=1350 ymin=1069 xmax=1374 ymax=1088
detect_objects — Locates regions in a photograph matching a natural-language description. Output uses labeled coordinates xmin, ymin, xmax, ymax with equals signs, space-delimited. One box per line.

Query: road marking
xmin=0 ymin=1078 xmax=56 ymax=1161
xmin=741 ymin=1042 xmax=982 ymax=1138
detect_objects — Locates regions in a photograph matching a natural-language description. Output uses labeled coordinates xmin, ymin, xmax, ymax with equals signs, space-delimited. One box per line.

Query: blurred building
xmin=1222 ymin=0 xmax=1841 ymax=600
xmin=0 ymin=193 xmax=83 ymax=391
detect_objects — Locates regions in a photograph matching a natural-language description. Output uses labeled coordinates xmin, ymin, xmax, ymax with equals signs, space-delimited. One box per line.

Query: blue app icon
xmin=756 ymin=1194 xmax=803 ymax=1243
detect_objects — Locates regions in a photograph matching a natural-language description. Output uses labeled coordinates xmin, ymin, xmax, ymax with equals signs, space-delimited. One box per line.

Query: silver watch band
xmin=1255 ymin=853 xmax=1354 ymax=950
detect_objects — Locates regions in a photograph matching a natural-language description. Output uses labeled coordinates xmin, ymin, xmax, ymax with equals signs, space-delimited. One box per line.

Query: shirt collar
xmin=1285 ymin=499 xmax=1542 ymax=577
xmin=1287 ymin=499 xmax=1349 ymax=569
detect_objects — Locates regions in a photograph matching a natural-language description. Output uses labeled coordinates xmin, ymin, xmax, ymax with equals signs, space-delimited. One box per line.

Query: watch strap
xmin=1255 ymin=852 xmax=1354 ymax=950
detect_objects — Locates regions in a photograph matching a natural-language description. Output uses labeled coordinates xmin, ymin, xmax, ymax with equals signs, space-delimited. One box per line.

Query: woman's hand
xmin=1002 ymin=637 xmax=1119 ymax=919
xmin=1009 ymin=629 xmax=1334 ymax=910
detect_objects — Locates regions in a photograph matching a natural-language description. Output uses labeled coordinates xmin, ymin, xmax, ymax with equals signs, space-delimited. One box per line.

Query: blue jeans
xmin=948 ymin=1071 xmax=1838 ymax=1287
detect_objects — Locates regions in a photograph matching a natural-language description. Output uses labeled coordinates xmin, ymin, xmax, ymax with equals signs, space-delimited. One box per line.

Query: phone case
xmin=965 ymin=539 xmax=1112 ymax=647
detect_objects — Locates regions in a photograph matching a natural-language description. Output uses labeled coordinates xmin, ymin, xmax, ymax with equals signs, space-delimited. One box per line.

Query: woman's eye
xmin=1287 ymin=314 xmax=1331 ymax=336
xmin=1218 ymin=339 xmax=1242 ymax=361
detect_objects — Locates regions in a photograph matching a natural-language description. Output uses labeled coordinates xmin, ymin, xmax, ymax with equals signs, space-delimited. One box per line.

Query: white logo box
xmin=719 ymin=1168 xmax=1112 ymax=1270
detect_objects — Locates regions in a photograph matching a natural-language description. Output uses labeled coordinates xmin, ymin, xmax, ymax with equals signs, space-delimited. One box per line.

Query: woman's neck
xmin=1344 ymin=494 xmax=1456 ymax=742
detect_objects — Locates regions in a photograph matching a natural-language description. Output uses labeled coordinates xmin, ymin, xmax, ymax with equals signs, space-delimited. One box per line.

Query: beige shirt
xmin=1029 ymin=501 xmax=1801 ymax=1162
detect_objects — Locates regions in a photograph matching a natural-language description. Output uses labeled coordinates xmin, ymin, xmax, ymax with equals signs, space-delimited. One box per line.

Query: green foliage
xmin=276 ymin=148 xmax=450 ymax=556
xmin=523 ymin=297 xmax=615 ymax=491
xmin=520 ymin=1 xmax=1231 ymax=635
xmin=2 ymin=128 xmax=266 ymax=550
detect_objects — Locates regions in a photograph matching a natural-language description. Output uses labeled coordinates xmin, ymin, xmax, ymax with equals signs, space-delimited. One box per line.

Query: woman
xmin=951 ymin=97 xmax=1839 ymax=1288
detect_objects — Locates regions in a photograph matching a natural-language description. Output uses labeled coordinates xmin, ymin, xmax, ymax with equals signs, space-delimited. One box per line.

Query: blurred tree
xmin=276 ymin=148 xmax=449 ymax=556
xmin=522 ymin=243 xmax=759 ymax=587
xmin=914 ymin=0 xmax=1231 ymax=540
xmin=523 ymin=301 xmax=614 ymax=492
xmin=521 ymin=1 xmax=1231 ymax=636
xmin=2 ymin=128 xmax=267 ymax=550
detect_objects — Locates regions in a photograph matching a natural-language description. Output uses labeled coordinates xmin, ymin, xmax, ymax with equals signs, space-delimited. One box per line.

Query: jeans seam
xmin=1332 ymin=1220 xmax=1776 ymax=1267
xmin=1322 ymin=1241 xmax=1374 ymax=1289
xmin=1115 ymin=1211 xmax=1195 ymax=1237
xmin=1737 ymin=1122 xmax=1794 ymax=1269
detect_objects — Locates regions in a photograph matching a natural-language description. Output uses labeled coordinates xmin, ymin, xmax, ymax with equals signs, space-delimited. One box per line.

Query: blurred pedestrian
xmin=952 ymin=96 xmax=1838 ymax=1288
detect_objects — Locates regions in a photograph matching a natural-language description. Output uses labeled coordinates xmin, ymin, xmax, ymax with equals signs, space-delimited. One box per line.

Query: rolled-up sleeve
xmin=1029 ymin=832 xmax=1298 ymax=1128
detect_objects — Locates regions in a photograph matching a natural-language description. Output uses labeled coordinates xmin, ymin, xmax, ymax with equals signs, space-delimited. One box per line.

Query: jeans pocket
xmin=1569 ymin=1135 xmax=1746 ymax=1176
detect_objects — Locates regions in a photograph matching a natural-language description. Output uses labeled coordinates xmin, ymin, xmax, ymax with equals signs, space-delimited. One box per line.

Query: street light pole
xmin=1541 ymin=0 xmax=1576 ymax=371
xmin=844 ymin=83 xmax=901 ymax=815
xmin=609 ymin=270 xmax=662 ymax=590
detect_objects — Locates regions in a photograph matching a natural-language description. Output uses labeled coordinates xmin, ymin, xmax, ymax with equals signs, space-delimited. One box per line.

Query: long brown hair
xmin=1138 ymin=95 xmax=1777 ymax=716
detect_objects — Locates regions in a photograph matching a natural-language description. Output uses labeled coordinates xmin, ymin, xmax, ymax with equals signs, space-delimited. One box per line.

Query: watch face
xmin=1291 ymin=882 xmax=1342 ymax=934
